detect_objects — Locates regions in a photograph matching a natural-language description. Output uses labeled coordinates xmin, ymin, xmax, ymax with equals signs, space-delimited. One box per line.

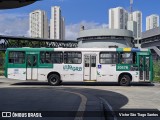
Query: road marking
xmin=99 ymin=97 xmax=117 ymax=120
xmin=58 ymin=90 xmax=87 ymax=120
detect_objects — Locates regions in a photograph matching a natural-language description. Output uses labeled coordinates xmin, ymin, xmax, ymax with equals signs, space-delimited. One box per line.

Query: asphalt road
xmin=0 ymin=78 xmax=160 ymax=120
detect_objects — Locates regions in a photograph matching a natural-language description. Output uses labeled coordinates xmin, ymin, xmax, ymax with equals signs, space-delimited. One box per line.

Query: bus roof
xmin=6 ymin=47 xmax=149 ymax=52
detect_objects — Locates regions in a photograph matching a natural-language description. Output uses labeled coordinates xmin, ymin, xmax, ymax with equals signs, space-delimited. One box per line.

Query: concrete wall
xmin=78 ymin=29 xmax=133 ymax=48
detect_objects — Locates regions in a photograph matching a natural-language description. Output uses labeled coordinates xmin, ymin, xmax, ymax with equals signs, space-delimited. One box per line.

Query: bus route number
xmin=117 ymin=66 xmax=129 ymax=70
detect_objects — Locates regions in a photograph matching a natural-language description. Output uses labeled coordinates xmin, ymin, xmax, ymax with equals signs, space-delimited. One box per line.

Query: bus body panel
xmin=97 ymin=64 xmax=117 ymax=82
xmin=8 ymin=68 xmax=26 ymax=80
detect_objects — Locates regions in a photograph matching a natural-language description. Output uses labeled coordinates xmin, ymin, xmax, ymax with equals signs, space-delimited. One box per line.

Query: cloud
xmin=0 ymin=13 xmax=108 ymax=40
xmin=65 ymin=21 xmax=108 ymax=40
xmin=0 ymin=13 xmax=29 ymax=37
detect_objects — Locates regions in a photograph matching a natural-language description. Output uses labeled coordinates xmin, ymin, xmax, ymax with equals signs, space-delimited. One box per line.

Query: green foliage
xmin=0 ymin=51 xmax=5 ymax=70
xmin=154 ymin=77 xmax=160 ymax=82
xmin=153 ymin=61 xmax=160 ymax=82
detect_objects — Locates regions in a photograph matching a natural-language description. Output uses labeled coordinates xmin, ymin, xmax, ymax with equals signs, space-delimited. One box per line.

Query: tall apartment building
xmin=132 ymin=11 xmax=142 ymax=39
xmin=50 ymin=6 xmax=65 ymax=40
xmin=109 ymin=7 xmax=128 ymax=29
xmin=146 ymin=14 xmax=159 ymax=31
xmin=29 ymin=10 xmax=48 ymax=38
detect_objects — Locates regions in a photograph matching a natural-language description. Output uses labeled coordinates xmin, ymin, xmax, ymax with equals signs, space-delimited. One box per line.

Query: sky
xmin=0 ymin=0 xmax=160 ymax=39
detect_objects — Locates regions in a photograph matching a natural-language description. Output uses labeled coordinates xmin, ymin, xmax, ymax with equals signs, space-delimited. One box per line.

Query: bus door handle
xmin=109 ymin=75 xmax=113 ymax=76
xmin=111 ymin=65 xmax=115 ymax=66
xmin=70 ymin=74 xmax=74 ymax=75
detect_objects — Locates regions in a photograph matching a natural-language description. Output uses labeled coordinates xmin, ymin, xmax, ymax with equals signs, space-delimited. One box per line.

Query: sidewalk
xmin=0 ymin=76 xmax=5 ymax=78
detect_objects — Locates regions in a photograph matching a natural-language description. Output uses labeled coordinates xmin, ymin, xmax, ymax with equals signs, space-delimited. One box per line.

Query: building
xmin=109 ymin=7 xmax=128 ymax=29
xmin=50 ymin=6 xmax=65 ymax=40
xmin=146 ymin=14 xmax=159 ymax=31
xmin=61 ymin=17 xmax=65 ymax=40
xmin=127 ymin=21 xmax=137 ymax=39
xmin=128 ymin=11 xmax=142 ymax=48
xmin=78 ymin=28 xmax=134 ymax=48
xmin=141 ymin=27 xmax=160 ymax=61
xmin=132 ymin=11 xmax=142 ymax=39
xmin=29 ymin=10 xmax=48 ymax=38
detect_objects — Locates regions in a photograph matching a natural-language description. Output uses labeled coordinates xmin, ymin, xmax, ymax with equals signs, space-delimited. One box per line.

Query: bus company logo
xmin=63 ymin=65 xmax=82 ymax=71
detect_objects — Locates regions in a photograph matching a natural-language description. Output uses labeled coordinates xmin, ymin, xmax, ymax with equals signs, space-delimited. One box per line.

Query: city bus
xmin=4 ymin=47 xmax=153 ymax=86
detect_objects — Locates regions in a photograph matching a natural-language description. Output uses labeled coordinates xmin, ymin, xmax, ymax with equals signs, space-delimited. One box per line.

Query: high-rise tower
xmin=109 ymin=7 xmax=128 ymax=29
xmin=29 ymin=10 xmax=49 ymax=38
xmin=50 ymin=6 xmax=65 ymax=40
xmin=146 ymin=14 xmax=159 ymax=30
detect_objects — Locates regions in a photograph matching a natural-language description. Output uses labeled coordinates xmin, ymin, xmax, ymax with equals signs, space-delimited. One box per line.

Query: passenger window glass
xmin=40 ymin=51 xmax=63 ymax=64
xmin=91 ymin=56 xmax=96 ymax=67
xmin=51 ymin=52 xmax=63 ymax=63
xmin=85 ymin=56 xmax=89 ymax=67
xmin=9 ymin=51 xmax=25 ymax=64
xmin=120 ymin=53 xmax=136 ymax=64
xmin=64 ymin=52 xmax=81 ymax=64
xmin=100 ymin=52 xmax=118 ymax=64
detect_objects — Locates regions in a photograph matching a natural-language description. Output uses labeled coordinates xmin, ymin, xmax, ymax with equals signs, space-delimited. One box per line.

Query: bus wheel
xmin=48 ymin=74 xmax=60 ymax=86
xmin=119 ymin=75 xmax=131 ymax=86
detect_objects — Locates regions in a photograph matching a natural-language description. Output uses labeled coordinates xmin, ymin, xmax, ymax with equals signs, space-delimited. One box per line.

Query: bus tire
xmin=119 ymin=75 xmax=131 ymax=86
xmin=48 ymin=74 xmax=60 ymax=86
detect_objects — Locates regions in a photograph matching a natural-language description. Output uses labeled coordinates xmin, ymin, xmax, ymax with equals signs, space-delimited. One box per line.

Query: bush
xmin=153 ymin=61 xmax=160 ymax=82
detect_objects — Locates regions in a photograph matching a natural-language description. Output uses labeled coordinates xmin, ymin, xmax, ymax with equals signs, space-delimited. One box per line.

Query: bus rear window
xmin=9 ymin=51 xmax=25 ymax=64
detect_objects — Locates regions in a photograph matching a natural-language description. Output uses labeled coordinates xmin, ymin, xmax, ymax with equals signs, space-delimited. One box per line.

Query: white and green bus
xmin=4 ymin=47 xmax=153 ymax=86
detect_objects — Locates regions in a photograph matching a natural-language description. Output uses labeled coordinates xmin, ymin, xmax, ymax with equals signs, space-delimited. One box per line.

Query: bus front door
xmin=26 ymin=54 xmax=38 ymax=80
xmin=139 ymin=55 xmax=150 ymax=81
xmin=84 ymin=54 xmax=97 ymax=81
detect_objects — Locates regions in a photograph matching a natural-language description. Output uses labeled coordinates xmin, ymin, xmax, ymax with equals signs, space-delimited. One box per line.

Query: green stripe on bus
xmin=116 ymin=48 xmax=123 ymax=52
xmin=4 ymin=51 xmax=8 ymax=78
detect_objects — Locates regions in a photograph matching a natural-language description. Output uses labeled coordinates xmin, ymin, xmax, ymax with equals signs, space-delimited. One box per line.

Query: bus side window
xmin=64 ymin=52 xmax=82 ymax=64
xmin=119 ymin=52 xmax=136 ymax=64
xmin=51 ymin=52 xmax=63 ymax=64
xmin=40 ymin=51 xmax=52 ymax=64
xmin=9 ymin=51 xmax=25 ymax=64
xmin=99 ymin=52 xmax=118 ymax=64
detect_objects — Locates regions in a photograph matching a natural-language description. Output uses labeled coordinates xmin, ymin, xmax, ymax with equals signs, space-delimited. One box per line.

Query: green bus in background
xmin=4 ymin=47 xmax=154 ymax=86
